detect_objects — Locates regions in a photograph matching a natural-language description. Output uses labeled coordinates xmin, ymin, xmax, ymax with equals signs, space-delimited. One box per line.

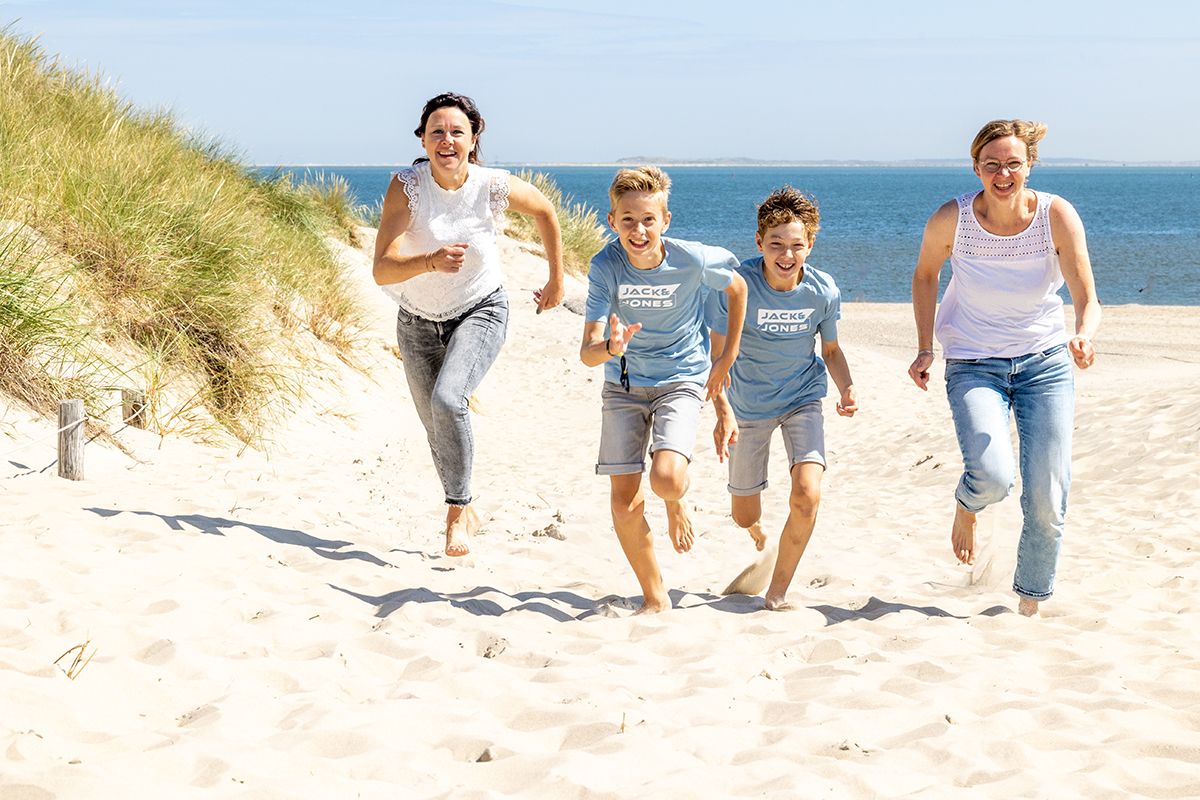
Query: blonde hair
xmin=970 ymin=119 xmax=1049 ymax=165
xmin=608 ymin=165 xmax=671 ymax=210
xmin=757 ymin=186 xmax=820 ymax=239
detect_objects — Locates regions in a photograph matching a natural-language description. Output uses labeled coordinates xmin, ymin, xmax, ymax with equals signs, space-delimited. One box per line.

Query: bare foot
xmin=634 ymin=596 xmax=672 ymax=615
xmin=444 ymin=504 xmax=479 ymax=557
xmin=951 ymin=504 xmax=977 ymax=565
xmin=1017 ymin=597 xmax=1040 ymax=617
xmin=764 ymin=593 xmax=792 ymax=611
xmin=747 ymin=521 xmax=767 ymax=552
xmin=665 ymin=500 xmax=695 ymax=553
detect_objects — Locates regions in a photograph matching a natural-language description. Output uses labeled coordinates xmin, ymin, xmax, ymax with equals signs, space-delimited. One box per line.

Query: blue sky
xmin=4 ymin=1 xmax=1198 ymax=164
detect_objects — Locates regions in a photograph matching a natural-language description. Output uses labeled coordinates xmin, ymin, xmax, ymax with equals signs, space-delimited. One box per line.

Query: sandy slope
xmin=1 ymin=234 xmax=1197 ymax=799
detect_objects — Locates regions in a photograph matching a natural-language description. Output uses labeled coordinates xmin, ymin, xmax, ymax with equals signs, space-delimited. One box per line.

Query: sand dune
xmin=2 ymin=234 xmax=1197 ymax=798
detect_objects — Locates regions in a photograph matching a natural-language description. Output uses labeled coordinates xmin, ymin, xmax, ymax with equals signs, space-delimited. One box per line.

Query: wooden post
xmin=121 ymin=389 xmax=147 ymax=429
xmin=57 ymin=399 xmax=85 ymax=481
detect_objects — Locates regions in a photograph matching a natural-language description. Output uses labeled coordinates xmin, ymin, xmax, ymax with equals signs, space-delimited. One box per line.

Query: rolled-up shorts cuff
xmin=728 ymin=479 xmax=768 ymax=497
xmin=596 ymin=461 xmax=645 ymax=476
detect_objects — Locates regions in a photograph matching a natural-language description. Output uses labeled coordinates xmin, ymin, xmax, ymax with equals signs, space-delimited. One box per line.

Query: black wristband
xmin=605 ymin=340 xmax=613 ymax=356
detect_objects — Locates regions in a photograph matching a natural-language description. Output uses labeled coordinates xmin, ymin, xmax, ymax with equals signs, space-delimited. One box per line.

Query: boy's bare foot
xmin=1017 ymin=597 xmax=1040 ymax=617
xmin=665 ymin=500 xmax=695 ymax=553
xmin=951 ymin=504 xmax=977 ymax=565
xmin=634 ymin=595 xmax=672 ymax=615
xmin=747 ymin=521 xmax=767 ymax=551
xmin=764 ymin=593 xmax=792 ymax=611
xmin=444 ymin=504 xmax=480 ymax=557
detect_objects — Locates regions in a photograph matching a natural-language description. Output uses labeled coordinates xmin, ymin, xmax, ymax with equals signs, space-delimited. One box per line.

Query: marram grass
xmin=0 ymin=30 xmax=366 ymax=442
xmin=506 ymin=169 xmax=608 ymax=275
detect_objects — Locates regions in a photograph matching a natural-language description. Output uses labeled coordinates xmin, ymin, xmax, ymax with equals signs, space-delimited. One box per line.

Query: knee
xmin=648 ymin=461 xmax=688 ymax=501
xmin=731 ymin=505 xmax=760 ymax=529
xmin=789 ymin=484 xmax=820 ymax=519
xmin=962 ymin=463 xmax=1014 ymax=505
xmin=609 ymin=480 xmax=641 ymax=513
xmin=430 ymin=385 xmax=467 ymax=420
xmin=609 ymin=492 xmax=642 ymax=524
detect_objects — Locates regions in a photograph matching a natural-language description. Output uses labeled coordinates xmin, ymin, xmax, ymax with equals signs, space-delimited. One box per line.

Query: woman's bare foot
xmin=747 ymin=521 xmax=767 ymax=551
xmin=665 ymin=500 xmax=695 ymax=553
xmin=1017 ymin=597 xmax=1040 ymax=617
xmin=444 ymin=504 xmax=479 ymax=557
xmin=951 ymin=504 xmax=977 ymax=565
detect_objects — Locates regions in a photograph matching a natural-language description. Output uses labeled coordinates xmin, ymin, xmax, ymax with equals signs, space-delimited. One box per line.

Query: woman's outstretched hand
xmin=534 ymin=277 xmax=564 ymax=313
xmin=908 ymin=351 xmax=935 ymax=390
xmin=1068 ymin=335 xmax=1096 ymax=369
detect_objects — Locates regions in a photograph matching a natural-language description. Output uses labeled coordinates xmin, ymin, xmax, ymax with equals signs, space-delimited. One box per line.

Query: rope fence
xmin=1 ymin=389 xmax=148 ymax=480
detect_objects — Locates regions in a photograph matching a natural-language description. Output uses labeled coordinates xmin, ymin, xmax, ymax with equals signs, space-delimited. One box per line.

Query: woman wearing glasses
xmin=374 ymin=92 xmax=565 ymax=557
xmin=907 ymin=119 xmax=1101 ymax=617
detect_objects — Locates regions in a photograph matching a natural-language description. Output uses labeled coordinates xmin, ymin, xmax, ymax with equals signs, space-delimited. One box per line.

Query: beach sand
xmin=2 ymin=233 xmax=1198 ymax=798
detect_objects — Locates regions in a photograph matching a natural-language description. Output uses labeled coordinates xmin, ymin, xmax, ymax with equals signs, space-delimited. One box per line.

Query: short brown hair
xmin=970 ymin=119 xmax=1048 ymax=165
xmin=757 ymin=186 xmax=820 ymax=239
xmin=608 ymin=165 xmax=671 ymax=210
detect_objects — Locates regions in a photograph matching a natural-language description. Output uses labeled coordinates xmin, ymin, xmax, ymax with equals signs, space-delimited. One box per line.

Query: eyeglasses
xmin=978 ymin=159 xmax=1027 ymax=174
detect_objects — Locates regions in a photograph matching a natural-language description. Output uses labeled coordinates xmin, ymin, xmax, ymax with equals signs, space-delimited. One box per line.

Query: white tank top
xmin=935 ymin=190 xmax=1067 ymax=359
xmin=381 ymin=161 xmax=510 ymax=321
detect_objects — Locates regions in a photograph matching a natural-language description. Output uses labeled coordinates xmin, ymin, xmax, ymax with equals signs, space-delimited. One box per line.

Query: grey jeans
xmin=394 ymin=288 xmax=509 ymax=505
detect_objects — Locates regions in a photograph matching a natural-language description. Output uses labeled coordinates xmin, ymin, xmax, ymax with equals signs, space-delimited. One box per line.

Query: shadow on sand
xmin=84 ymin=507 xmax=391 ymax=567
xmin=806 ymin=595 xmax=1011 ymax=626
xmin=330 ymin=585 xmax=767 ymax=622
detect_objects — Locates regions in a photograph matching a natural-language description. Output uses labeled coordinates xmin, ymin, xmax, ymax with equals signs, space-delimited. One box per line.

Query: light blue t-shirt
xmin=586 ymin=236 xmax=737 ymax=387
xmin=706 ymin=258 xmax=841 ymax=421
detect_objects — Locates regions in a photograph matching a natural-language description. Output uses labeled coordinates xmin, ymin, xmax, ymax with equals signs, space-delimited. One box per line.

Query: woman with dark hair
xmin=908 ymin=119 xmax=1101 ymax=616
xmin=373 ymin=92 xmax=564 ymax=557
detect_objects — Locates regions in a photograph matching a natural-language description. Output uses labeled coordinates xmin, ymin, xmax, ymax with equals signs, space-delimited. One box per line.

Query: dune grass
xmin=506 ymin=170 xmax=608 ymax=275
xmin=0 ymin=225 xmax=111 ymax=417
xmin=0 ymin=31 xmax=366 ymax=442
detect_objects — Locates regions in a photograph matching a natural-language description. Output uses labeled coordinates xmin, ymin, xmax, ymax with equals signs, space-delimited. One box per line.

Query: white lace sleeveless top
xmin=935 ymin=190 xmax=1067 ymax=359
xmin=382 ymin=161 xmax=510 ymax=321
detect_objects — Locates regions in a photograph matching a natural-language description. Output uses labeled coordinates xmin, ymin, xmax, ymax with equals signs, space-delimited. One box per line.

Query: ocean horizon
xmin=264 ymin=165 xmax=1200 ymax=306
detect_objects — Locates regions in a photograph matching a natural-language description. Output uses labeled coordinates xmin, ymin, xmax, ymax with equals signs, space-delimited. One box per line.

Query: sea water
xmin=264 ymin=165 xmax=1200 ymax=305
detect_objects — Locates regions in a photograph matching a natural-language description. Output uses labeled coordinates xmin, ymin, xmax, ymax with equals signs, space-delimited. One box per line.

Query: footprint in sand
xmin=137 ymin=638 xmax=175 ymax=666
xmin=143 ymin=599 xmax=179 ymax=615
xmin=476 ymin=633 xmax=508 ymax=659
xmin=176 ymin=704 xmax=220 ymax=728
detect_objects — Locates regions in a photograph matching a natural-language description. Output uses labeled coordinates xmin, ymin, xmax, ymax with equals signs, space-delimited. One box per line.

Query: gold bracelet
xmin=425 ymin=253 xmax=434 ymax=272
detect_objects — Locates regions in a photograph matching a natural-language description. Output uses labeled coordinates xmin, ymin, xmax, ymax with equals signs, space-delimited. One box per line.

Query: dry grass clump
xmin=505 ymin=170 xmax=608 ymax=275
xmin=0 ymin=31 xmax=366 ymax=441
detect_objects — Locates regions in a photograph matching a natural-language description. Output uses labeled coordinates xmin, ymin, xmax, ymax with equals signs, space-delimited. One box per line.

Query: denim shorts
xmin=726 ymin=400 xmax=825 ymax=495
xmin=595 ymin=381 xmax=705 ymax=475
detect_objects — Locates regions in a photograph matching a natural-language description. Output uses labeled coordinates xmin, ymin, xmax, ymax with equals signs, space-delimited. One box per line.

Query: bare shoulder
xmin=921 ymin=198 xmax=959 ymax=244
xmin=505 ymin=171 xmax=550 ymax=213
xmin=1048 ymin=195 xmax=1083 ymax=224
xmin=1048 ymin=195 xmax=1086 ymax=240
xmin=928 ymin=198 xmax=958 ymax=227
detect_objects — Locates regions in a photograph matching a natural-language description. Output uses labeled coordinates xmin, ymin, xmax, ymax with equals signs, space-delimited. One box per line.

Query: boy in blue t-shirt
xmin=707 ymin=186 xmax=858 ymax=610
xmin=581 ymin=166 xmax=748 ymax=614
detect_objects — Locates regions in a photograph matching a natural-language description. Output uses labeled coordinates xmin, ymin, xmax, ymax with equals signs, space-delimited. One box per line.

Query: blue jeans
xmin=945 ymin=344 xmax=1074 ymax=599
xmin=394 ymin=288 xmax=508 ymax=505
